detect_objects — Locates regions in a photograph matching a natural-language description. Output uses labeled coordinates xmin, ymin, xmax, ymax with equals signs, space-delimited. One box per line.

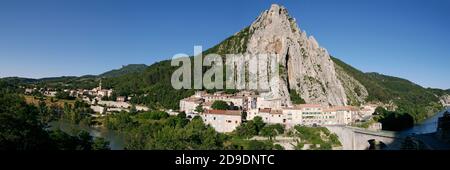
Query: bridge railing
xmin=325 ymin=125 xmax=403 ymax=138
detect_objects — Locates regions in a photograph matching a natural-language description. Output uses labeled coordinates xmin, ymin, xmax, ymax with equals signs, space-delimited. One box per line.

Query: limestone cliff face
xmin=440 ymin=95 xmax=450 ymax=106
xmin=243 ymin=4 xmax=349 ymax=106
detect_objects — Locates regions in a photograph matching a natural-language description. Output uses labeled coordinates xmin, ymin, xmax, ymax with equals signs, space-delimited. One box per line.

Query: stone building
xmin=202 ymin=109 xmax=242 ymax=133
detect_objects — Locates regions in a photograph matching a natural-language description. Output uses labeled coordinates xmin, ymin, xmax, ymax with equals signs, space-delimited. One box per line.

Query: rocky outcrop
xmin=242 ymin=4 xmax=349 ymax=106
xmin=440 ymin=95 xmax=450 ymax=106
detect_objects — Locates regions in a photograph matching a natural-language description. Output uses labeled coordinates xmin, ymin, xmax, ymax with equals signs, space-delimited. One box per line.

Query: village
xmin=180 ymin=91 xmax=382 ymax=133
xmin=24 ymin=80 xmax=149 ymax=116
xmin=23 ymin=80 xmax=381 ymax=134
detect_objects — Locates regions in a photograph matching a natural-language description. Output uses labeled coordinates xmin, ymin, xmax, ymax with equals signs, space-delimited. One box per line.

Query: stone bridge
xmin=326 ymin=125 xmax=405 ymax=150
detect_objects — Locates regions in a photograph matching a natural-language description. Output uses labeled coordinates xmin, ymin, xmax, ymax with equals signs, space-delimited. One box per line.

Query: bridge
xmin=326 ymin=125 xmax=405 ymax=150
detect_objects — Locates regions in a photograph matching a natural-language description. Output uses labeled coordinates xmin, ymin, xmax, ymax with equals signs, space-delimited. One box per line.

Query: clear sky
xmin=0 ymin=0 xmax=449 ymax=89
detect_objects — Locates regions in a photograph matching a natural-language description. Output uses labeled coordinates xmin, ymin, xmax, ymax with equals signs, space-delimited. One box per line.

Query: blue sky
xmin=0 ymin=0 xmax=449 ymax=89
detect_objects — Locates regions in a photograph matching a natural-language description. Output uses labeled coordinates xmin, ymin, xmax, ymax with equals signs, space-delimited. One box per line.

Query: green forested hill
xmin=100 ymin=27 xmax=253 ymax=110
xmin=331 ymin=57 xmax=444 ymax=122
xmin=102 ymin=61 xmax=195 ymax=110
xmin=99 ymin=64 xmax=148 ymax=78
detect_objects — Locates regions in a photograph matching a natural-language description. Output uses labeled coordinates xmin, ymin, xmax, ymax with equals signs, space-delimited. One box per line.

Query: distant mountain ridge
xmin=99 ymin=64 xmax=148 ymax=78
xmin=1 ymin=64 xmax=147 ymax=82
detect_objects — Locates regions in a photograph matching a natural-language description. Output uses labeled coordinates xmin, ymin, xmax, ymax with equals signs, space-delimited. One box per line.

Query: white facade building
xmin=179 ymin=97 xmax=203 ymax=114
xmin=247 ymin=108 xmax=284 ymax=124
xmin=202 ymin=110 xmax=242 ymax=133
xmin=256 ymin=97 xmax=283 ymax=110
xmin=247 ymin=104 xmax=359 ymax=127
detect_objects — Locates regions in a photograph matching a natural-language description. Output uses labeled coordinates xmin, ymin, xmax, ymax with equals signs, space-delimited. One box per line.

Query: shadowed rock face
xmin=243 ymin=4 xmax=350 ymax=106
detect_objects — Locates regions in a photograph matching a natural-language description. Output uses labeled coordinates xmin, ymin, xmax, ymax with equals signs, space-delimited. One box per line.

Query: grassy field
xmin=23 ymin=95 xmax=77 ymax=107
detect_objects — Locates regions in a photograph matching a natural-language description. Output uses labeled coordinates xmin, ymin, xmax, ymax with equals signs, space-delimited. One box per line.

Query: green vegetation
xmin=226 ymin=139 xmax=280 ymax=150
xmin=211 ymin=100 xmax=230 ymax=110
xmin=195 ymin=104 xmax=204 ymax=113
xmin=354 ymin=119 xmax=378 ymax=129
xmin=373 ymin=107 xmax=414 ymax=131
xmin=260 ymin=124 xmax=285 ymax=140
xmin=332 ymin=57 xmax=445 ymax=123
xmin=104 ymin=111 xmax=224 ymax=149
xmin=34 ymin=76 xmax=98 ymax=90
xmin=289 ymin=90 xmax=306 ymax=104
xmin=234 ymin=120 xmax=259 ymax=138
xmin=102 ymin=60 xmax=196 ymax=110
xmin=103 ymin=113 xmax=282 ymax=150
xmin=99 ymin=64 xmax=148 ymax=78
xmin=294 ymin=125 xmax=341 ymax=150
xmin=203 ymin=26 xmax=252 ymax=55
xmin=0 ymin=80 xmax=109 ymax=150
xmin=233 ymin=116 xmax=266 ymax=138
xmin=55 ymin=91 xmax=75 ymax=100
xmin=49 ymin=130 xmax=110 ymax=150
xmin=234 ymin=116 xmax=285 ymax=141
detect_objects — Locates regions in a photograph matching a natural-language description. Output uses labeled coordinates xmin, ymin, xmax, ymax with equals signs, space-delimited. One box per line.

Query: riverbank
xmin=49 ymin=120 xmax=125 ymax=150
xmin=401 ymin=107 xmax=450 ymax=135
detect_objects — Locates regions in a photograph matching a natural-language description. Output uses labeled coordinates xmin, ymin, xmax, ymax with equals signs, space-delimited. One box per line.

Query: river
xmin=49 ymin=121 xmax=126 ymax=150
xmin=401 ymin=106 xmax=450 ymax=135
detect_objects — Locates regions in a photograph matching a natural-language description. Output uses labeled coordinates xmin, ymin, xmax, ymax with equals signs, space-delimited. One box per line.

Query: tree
xmin=0 ymin=82 xmax=107 ymax=150
xmin=211 ymin=100 xmax=229 ymax=110
xmin=195 ymin=104 xmax=204 ymax=113
xmin=241 ymin=111 xmax=247 ymax=120
xmin=274 ymin=144 xmax=285 ymax=150
xmin=290 ymin=90 xmax=306 ymax=104
xmin=234 ymin=121 xmax=258 ymax=138
xmin=378 ymin=111 xmax=414 ymax=131
xmin=246 ymin=140 xmax=273 ymax=150
xmin=138 ymin=111 xmax=169 ymax=120
xmin=271 ymin=124 xmax=285 ymax=135
xmin=129 ymin=104 xmax=137 ymax=115
xmin=77 ymin=131 xmax=93 ymax=150
xmin=260 ymin=126 xmax=277 ymax=140
xmin=92 ymin=138 xmax=110 ymax=150
xmin=375 ymin=107 xmax=387 ymax=115
xmin=55 ymin=91 xmax=75 ymax=100
xmin=253 ymin=116 xmax=265 ymax=132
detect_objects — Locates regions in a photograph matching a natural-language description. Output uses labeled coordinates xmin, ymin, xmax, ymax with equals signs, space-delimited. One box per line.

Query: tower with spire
xmin=99 ymin=79 xmax=102 ymax=90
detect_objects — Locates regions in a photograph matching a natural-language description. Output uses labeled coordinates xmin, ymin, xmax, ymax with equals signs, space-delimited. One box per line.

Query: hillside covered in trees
xmin=0 ymin=80 xmax=109 ymax=150
xmin=332 ymin=57 xmax=445 ymax=123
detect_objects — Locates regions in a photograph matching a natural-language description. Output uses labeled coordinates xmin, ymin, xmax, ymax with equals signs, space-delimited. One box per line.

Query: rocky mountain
xmin=188 ymin=4 xmax=446 ymax=120
xmin=7 ymin=4 xmax=447 ymax=121
xmin=208 ymin=4 xmax=352 ymax=107
xmin=247 ymin=4 xmax=351 ymax=106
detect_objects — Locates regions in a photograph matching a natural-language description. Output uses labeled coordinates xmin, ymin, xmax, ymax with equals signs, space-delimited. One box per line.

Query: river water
xmin=49 ymin=121 xmax=126 ymax=150
xmin=400 ymin=106 xmax=450 ymax=135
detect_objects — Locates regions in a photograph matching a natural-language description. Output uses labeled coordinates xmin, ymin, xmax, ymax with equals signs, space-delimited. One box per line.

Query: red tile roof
xmin=205 ymin=109 xmax=242 ymax=116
